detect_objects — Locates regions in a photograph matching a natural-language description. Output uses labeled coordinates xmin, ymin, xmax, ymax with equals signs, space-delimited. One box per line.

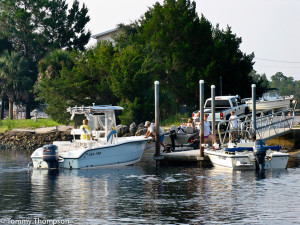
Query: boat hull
xmin=247 ymin=98 xmax=291 ymax=111
xmin=32 ymin=138 xmax=149 ymax=169
xmin=204 ymin=149 xmax=289 ymax=170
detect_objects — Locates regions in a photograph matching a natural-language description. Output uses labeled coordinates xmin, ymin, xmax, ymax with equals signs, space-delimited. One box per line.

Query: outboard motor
xmin=169 ymin=129 xmax=177 ymax=152
xmin=42 ymin=145 xmax=58 ymax=169
xmin=253 ymin=140 xmax=267 ymax=171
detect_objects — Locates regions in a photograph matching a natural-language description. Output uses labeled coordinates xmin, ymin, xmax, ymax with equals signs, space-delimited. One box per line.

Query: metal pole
xmin=200 ymin=80 xmax=204 ymax=157
xmin=219 ymin=77 xmax=222 ymax=96
xmin=211 ymin=85 xmax=216 ymax=137
xmin=154 ymin=81 xmax=160 ymax=157
xmin=252 ymin=84 xmax=256 ymax=139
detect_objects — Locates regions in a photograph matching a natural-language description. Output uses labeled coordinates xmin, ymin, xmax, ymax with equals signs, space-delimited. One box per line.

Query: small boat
xmin=31 ymin=105 xmax=151 ymax=169
xmin=204 ymin=140 xmax=289 ymax=170
xmin=246 ymin=88 xmax=293 ymax=111
xmin=164 ymin=125 xmax=199 ymax=152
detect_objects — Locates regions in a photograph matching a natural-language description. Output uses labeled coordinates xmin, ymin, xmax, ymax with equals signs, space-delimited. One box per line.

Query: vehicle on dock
xmin=193 ymin=95 xmax=249 ymax=123
xmin=30 ymin=105 xmax=151 ymax=169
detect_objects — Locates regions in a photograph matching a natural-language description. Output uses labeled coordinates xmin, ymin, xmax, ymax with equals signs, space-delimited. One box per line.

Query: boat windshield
xmin=262 ymin=91 xmax=280 ymax=101
xmin=88 ymin=112 xmax=116 ymax=137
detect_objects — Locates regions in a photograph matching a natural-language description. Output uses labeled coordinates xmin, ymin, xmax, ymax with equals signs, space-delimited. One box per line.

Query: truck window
xmin=231 ymin=98 xmax=238 ymax=107
xmin=205 ymin=100 xmax=231 ymax=108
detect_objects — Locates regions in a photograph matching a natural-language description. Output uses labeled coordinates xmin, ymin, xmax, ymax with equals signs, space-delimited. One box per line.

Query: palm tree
xmin=0 ymin=50 xmax=30 ymax=119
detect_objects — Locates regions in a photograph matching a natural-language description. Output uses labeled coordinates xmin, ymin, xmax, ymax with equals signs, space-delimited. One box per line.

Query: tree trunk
xmin=0 ymin=98 xmax=4 ymax=120
xmin=26 ymin=105 xmax=31 ymax=119
xmin=8 ymin=97 xmax=13 ymax=119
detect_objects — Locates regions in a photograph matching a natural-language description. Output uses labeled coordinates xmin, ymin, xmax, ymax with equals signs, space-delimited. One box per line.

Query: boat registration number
xmin=88 ymin=152 xmax=102 ymax=156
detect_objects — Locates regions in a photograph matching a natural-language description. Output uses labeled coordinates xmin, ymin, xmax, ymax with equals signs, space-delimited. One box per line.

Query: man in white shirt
xmin=229 ymin=111 xmax=238 ymax=139
xmin=144 ymin=121 xmax=166 ymax=151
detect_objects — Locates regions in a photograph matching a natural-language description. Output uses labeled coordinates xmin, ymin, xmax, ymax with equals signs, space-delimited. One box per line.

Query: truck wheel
xmin=226 ymin=114 xmax=230 ymax=120
xmin=245 ymin=107 xmax=250 ymax=115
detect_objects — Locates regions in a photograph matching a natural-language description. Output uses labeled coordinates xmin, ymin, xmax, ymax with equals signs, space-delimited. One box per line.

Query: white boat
xmin=246 ymin=88 xmax=293 ymax=111
xmin=31 ymin=105 xmax=151 ymax=169
xmin=204 ymin=140 xmax=289 ymax=170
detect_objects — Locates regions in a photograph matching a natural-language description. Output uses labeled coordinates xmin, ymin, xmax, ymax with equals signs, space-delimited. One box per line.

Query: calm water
xmin=0 ymin=150 xmax=300 ymax=225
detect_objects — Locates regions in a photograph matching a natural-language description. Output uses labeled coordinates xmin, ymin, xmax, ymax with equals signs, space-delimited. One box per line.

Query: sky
xmin=67 ymin=0 xmax=300 ymax=81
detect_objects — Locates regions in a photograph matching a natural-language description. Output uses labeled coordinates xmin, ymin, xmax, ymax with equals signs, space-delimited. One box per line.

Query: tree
xmin=0 ymin=37 xmax=12 ymax=119
xmin=0 ymin=37 xmax=12 ymax=53
xmin=269 ymin=72 xmax=294 ymax=95
xmin=112 ymin=0 xmax=254 ymax=121
xmin=248 ymin=70 xmax=269 ymax=97
xmin=209 ymin=25 xmax=254 ymax=98
xmin=35 ymin=42 xmax=117 ymax=123
xmin=0 ymin=50 xmax=30 ymax=119
xmin=267 ymin=72 xmax=300 ymax=109
xmin=0 ymin=0 xmax=91 ymax=118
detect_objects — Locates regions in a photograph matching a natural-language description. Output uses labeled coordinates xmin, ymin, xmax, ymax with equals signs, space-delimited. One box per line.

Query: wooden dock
xmin=142 ymin=143 xmax=211 ymax=166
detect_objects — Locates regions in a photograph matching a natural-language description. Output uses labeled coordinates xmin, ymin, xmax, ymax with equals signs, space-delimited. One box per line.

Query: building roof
xmin=91 ymin=28 xmax=119 ymax=39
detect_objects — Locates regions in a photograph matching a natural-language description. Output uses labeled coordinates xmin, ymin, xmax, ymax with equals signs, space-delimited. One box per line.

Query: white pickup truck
xmin=193 ymin=96 xmax=249 ymax=123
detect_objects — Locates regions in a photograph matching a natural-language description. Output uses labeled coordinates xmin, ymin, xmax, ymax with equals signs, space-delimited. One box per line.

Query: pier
xmin=218 ymin=107 xmax=297 ymax=145
xmin=153 ymin=81 xmax=298 ymax=165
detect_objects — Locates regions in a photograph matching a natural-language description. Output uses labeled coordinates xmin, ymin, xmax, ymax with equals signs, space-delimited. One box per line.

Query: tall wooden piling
xmin=211 ymin=85 xmax=216 ymax=136
xmin=252 ymin=84 xmax=256 ymax=138
xmin=154 ymin=81 xmax=160 ymax=157
xmin=199 ymin=80 xmax=204 ymax=157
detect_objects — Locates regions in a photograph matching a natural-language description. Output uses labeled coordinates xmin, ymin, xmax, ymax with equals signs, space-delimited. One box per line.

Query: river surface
xmin=0 ymin=149 xmax=299 ymax=225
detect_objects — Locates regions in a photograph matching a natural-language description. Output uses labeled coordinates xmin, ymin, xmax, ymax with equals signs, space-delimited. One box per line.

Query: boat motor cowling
xmin=253 ymin=140 xmax=267 ymax=171
xmin=169 ymin=129 xmax=177 ymax=151
xmin=42 ymin=144 xmax=58 ymax=169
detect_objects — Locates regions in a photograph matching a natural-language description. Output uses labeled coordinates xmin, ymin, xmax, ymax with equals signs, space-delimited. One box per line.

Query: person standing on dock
xmin=201 ymin=114 xmax=217 ymax=145
xmin=229 ymin=111 xmax=238 ymax=139
xmin=144 ymin=121 xmax=167 ymax=151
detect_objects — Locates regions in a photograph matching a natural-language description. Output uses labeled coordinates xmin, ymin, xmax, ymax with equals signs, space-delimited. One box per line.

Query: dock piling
xmin=154 ymin=81 xmax=160 ymax=157
xmin=252 ymin=84 xmax=256 ymax=138
xmin=200 ymin=80 xmax=204 ymax=157
xmin=211 ymin=85 xmax=216 ymax=137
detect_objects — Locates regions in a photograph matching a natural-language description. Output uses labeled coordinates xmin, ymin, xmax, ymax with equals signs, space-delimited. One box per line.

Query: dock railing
xmin=217 ymin=107 xmax=296 ymax=146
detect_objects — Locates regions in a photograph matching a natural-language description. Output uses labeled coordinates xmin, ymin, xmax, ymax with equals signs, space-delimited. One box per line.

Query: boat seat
xmin=186 ymin=126 xmax=194 ymax=134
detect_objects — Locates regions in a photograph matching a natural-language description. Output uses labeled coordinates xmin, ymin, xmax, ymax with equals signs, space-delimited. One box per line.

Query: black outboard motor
xmin=169 ymin=129 xmax=177 ymax=152
xmin=42 ymin=145 xmax=58 ymax=169
xmin=253 ymin=140 xmax=267 ymax=171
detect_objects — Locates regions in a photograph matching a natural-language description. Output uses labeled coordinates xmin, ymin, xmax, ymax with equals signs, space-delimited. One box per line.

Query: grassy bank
xmin=0 ymin=119 xmax=63 ymax=133
xmin=160 ymin=113 xmax=189 ymax=127
xmin=0 ymin=113 xmax=190 ymax=133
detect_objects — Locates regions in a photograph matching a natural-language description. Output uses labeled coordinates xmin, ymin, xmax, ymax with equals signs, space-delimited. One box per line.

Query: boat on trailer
xmin=31 ymin=105 xmax=151 ymax=169
xmin=204 ymin=140 xmax=289 ymax=170
xmin=246 ymin=88 xmax=293 ymax=111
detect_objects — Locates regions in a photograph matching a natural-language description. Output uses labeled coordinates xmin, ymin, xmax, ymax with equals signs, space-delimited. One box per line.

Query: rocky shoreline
xmin=0 ymin=123 xmax=149 ymax=151
xmin=0 ymin=126 xmax=73 ymax=151
xmin=1 ymin=122 xmax=298 ymax=151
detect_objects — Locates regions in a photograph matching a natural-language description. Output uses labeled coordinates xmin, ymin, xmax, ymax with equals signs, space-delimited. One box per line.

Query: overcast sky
xmin=67 ymin=0 xmax=300 ymax=81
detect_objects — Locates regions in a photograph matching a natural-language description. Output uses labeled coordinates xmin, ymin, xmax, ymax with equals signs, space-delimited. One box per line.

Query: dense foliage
xmin=35 ymin=43 xmax=117 ymax=123
xmin=7 ymin=0 xmax=296 ymax=125
xmin=0 ymin=0 xmax=90 ymax=118
xmin=269 ymin=72 xmax=300 ymax=105
xmin=34 ymin=0 xmax=256 ymax=124
xmin=112 ymin=0 xmax=254 ymax=123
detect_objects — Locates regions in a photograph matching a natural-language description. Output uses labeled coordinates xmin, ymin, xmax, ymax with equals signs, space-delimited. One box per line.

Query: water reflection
xmin=30 ymin=167 xmax=147 ymax=223
xmin=0 ymin=150 xmax=299 ymax=224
